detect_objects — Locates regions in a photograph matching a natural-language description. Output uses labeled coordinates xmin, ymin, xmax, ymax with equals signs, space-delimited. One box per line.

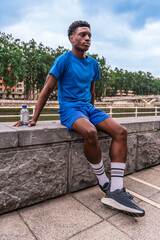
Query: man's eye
xmin=80 ymin=33 xmax=91 ymax=38
xmin=80 ymin=33 xmax=85 ymax=37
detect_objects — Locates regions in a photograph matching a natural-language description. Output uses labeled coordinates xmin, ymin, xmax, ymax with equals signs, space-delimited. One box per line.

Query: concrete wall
xmin=0 ymin=117 xmax=160 ymax=214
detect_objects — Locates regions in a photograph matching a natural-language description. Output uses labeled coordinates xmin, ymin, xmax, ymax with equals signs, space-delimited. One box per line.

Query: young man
xmin=14 ymin=20 xmax=144 ymax=217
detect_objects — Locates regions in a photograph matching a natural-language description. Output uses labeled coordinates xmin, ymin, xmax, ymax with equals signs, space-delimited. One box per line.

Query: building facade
xmin=0 ymin=77 xmax=24 ymax=99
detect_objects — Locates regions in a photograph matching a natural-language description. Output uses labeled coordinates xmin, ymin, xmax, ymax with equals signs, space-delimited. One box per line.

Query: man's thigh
xmin=89 ymin=106 xmax=110 ymax=126
xmin=59 ymin=106 xmax=89 ymax=131
xmin=96 ymin=117 xmax=126 ymax=138
xmin=72 ymin=117 xmax=97 ymax=138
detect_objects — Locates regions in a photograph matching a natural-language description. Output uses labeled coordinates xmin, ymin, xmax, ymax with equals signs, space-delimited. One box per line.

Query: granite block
xmin=136 ymin=132 xmax=160 ymax=170
xmin=0 ymin=124 xmax=18 ymax=149
xmin=0 ymin=143 xmax=69 ymax=214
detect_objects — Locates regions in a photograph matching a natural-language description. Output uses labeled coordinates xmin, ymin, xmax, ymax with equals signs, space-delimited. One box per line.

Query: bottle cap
xmin=22 ymin=105 xmax=27 ymax=108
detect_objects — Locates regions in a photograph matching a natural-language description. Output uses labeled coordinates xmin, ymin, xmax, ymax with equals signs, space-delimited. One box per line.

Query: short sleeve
xmin=48 ymin=55 xmax=66 ymax=79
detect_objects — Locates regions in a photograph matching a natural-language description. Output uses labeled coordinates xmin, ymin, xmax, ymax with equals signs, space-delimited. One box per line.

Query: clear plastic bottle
xmin=20 ymin=105 xmax=29 ymax=126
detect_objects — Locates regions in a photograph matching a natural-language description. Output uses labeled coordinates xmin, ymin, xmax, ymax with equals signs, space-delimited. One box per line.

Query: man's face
xmin=70 ymin=26 xmax=91 ymax=52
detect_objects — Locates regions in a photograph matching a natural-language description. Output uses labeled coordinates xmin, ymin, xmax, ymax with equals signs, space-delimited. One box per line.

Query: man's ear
xmin=70 ymin=35 xmax=74 ymax=43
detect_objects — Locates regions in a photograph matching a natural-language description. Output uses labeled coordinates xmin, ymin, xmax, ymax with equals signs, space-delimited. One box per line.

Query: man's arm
xmin=13 ymin=74 xmax=57 ymax=127
xmin=90 ymin=81 xmax=95 ymax=106
xmin=28 ymin=74 xmax=57 ymax=126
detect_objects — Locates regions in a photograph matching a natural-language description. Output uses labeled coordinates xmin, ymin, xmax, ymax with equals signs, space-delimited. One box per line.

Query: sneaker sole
xmin=101 ymin=197 xmax=145 ymax=217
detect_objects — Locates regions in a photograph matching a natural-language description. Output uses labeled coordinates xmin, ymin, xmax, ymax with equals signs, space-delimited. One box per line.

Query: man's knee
xmin=84 ymin=127 xmax=98 ymax=145
xmin=116 ymin=125 xmax=127 ymax=141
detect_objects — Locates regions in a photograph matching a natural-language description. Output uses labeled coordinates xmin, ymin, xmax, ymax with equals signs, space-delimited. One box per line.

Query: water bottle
xmin=20 ymin=105 xmax=29 ymax=126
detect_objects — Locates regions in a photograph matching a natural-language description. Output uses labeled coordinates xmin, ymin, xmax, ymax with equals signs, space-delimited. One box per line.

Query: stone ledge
xmin=0 ymin=116 xmax=160 ymax=149
xmin=0 ymin=116 xmax=160 ymax=214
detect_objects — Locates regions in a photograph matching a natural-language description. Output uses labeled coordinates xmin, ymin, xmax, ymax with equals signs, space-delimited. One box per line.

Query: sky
xmin=1 ymin=0 xmax=160 ymax=77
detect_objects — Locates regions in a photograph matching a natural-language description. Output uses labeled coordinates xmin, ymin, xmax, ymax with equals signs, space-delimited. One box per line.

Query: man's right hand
xmin=12 ymin=74 xmax=57 ymax=128
xmin=12 ymin=120 xmax=21 ymax=127
xmin=12 ymin=119 xmax=37 ymax=127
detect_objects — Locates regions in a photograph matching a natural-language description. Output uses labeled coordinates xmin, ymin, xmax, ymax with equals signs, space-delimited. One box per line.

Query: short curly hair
xmin=68 ymin=20 xmax=90 ymax=40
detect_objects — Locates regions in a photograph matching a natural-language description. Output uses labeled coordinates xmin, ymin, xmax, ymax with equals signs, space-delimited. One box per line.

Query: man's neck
xmin=72 ymin=49 xmax=87 ymax=59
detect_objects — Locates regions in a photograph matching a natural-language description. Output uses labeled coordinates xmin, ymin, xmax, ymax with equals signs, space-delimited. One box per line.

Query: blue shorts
xmin=59 ymin=105 xmax=110 ymax=130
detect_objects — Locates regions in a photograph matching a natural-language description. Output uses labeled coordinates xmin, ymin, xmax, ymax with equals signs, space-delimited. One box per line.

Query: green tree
xmin=1 ymin=31 xmax=160 ymax=100
xmin=0 ymin=32 xmax=24 ymax=95
xmin=89 ymin=53 xmax=110 ymax=99
xmin=22 ymin=39 xmax=39 ymax=99
xmin=113 ymin=68 xmax=125 ymax=96
xmin=123 ymin=70 xmax=134 ymax=94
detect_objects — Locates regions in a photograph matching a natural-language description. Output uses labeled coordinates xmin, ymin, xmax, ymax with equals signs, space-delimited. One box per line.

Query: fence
xmin=0 ymin=106 xmax=160 ymax=120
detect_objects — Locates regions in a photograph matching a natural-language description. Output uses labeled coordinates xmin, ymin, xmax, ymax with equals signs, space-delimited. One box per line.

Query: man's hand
xmin=12 ymin=119 xmax=37 ymax=127
xmin=28 ymin=119 xmax=36 ymax=127
xmin=12 ymin=120 xmax=21 ymax=127
xmin=12 ymin=75 xmax=57 ymax=128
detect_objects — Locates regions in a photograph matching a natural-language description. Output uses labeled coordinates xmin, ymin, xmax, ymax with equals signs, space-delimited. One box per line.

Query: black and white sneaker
xmin=101 ymin=187 xmax=145 ymax=217
xmin=99 ymin=181 xmax=111 ymax=193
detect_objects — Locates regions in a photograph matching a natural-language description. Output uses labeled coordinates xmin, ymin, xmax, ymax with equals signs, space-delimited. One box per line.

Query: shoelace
xmin=120 ymin=188 xmax=134 ymax=200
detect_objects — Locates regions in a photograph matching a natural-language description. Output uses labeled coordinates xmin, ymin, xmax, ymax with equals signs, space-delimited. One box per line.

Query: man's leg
xmin=72 ymin=117 xmax=101 ymax=164
xmin=72 ymin=117 xmax=109 ymax=187
xmin=96 ymin=118 xmax=127 ymax=191
xmin=96 ymin=118 xmax=145 ymax=216
xmin=96 ymin=117 xmax=127 ymax=163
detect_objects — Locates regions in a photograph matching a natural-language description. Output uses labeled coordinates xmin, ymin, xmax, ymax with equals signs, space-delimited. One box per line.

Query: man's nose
xmin=85 ymin=35 xmax=90 ymax=41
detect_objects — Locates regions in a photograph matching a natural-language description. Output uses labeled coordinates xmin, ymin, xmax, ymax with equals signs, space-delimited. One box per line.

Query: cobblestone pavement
xmin=0 ymin=165 xmax=160 ymax=240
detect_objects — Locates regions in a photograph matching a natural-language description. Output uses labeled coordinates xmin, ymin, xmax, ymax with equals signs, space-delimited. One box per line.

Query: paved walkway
xmin=0 ymin=165 xmax=160 ymax=240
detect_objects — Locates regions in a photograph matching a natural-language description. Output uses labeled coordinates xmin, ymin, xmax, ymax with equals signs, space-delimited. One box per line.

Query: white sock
xmin=110 ymin=162 xmax=125 ymax=192
xmin=90 ymin=159 xmax=109 ymax=187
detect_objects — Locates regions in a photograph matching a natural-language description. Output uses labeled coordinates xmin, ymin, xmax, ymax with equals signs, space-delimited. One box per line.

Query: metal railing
xmin=0 ymin=106 xmax=160 ymax=119
xmin=0 ymin=106 xmax=59 ymax=118
xmin=98 ymin=106 xmax=160 ymax=117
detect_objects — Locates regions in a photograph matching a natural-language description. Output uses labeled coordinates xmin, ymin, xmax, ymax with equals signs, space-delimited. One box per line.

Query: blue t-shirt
xmin=49 ymin=51 xmax=100 ymax=109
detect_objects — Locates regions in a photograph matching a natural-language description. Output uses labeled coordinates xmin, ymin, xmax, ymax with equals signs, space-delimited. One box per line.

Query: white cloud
xmin=132 ymin=20 xmax=160 ymax=54
xmin=2 ymin=0 xmax=160 ymax=77
xmin=3 ymin=0 xmax=83 ymax=49
xmin=90 ymin=10 xmax=160 ymax=76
